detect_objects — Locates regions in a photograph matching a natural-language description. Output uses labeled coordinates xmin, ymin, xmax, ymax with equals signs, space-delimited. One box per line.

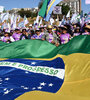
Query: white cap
xmin=5 ymin=29 xmax=10 ymax=33
xmin=29 ymin=24 xmax=32 ymax=27
xmin=36 ymin=28 xmax=40 ymax=31
xmin=40 ymin=25 xmax=44 ymax=28
xmin=44 ymin=25 xmax=47 ymax=27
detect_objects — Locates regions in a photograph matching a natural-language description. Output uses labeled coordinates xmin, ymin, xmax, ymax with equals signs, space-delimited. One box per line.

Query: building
xmin=12 ymin=8 xmax=21 ymax=11
xmin=0 ymin=6 xmax=38 ymax=13
xmin=23 ymin=8 xmax=31 ymax=11
xmin=60 ymin=0 xmax=81 ymax=13
xmin=10 ymin=7 xmax=38 ymax=13
xmin=32 ymin=7 xmax=39 ymax=12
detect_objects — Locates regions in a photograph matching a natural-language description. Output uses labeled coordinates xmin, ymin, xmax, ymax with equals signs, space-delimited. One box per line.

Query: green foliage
xmin=62 ymin=4 xmax=70 ymax=15
xmin=18 ymin=9 xmax=37 ymax=18
xmin=3 ymin=9 xmax=6 ymax=13
xmin=84 ymin=13 xmax=87 ymax=17
xmin=38 ymin=0 xmax=44 ymax=9
xmin=31 ymin=12 xmax=38 ymax=18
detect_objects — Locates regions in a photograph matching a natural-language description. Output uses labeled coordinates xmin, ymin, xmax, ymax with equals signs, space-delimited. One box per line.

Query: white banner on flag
xmin=0 ymin=61 xmax=65 ymax=79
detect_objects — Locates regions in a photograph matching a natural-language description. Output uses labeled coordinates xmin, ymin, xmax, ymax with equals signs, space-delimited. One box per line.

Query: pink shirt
xmin=60 ymin=33 xmax=70 ymax=44
xmin=12 ymin=33 xmax=22 ymax=41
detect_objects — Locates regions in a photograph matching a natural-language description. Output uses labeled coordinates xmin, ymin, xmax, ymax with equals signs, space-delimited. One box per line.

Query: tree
xmin=3 ymin=9 xmax=6 ymax=13
xmin=84 ymin=13 xmax=87 ymax=17
xmin=62 ymin=4 xmax=70 ymax=16
xmin=18 ymin=9 xmax=37 ymax=18
xmin=18 ymin=9 xmax=32 ymax=18
xmin=38 ymin=0 xmax=44 ymax=9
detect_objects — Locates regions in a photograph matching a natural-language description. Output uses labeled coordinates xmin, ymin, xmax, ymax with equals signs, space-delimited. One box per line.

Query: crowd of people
xmin=0 ymin=23 xmax=90 ymax=46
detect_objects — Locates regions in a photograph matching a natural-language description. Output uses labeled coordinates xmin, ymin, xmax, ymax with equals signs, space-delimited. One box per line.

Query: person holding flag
xmin=1 ymin=32 xmax=11 ymax=43
xmin=12 ymin=28 xmax=22 ymax=41
xmin=60 ymin=26 xmax=71 ymax=44
xmin=82 ymin=25 xmax=90 ymax=35
xmin=31 ymin=28 xmax=43 ymax=40
xmin=39 ymin=0 xmax=62 ymax=21
xmin=39 ymin=25 xmax=46 ymax=36
xmin=73 ymin=27 xmax=81 ymax=37
xmin=42 ymin=25 xmax=59 ymax=46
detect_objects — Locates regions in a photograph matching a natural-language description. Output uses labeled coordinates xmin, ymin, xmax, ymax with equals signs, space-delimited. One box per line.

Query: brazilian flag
xmin=0 ymin=35 xmax=90 ymax=100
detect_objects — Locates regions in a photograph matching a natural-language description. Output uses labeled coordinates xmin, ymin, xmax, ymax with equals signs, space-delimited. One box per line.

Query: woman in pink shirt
xmin=12 ymin=29 xmax=22 ymax=41
xmin=82 ymin=25 xmax=90 ymax=35
xmin=60 ymin=26 xmax=71 ymax=44
xmin=2 ymin=33 xmax=11 ymax=43
xmin=73 ymin=27 xmax=81 ymax=37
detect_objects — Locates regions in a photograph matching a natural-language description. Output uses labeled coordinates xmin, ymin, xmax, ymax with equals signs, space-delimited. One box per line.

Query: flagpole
xmin=79 ymin=0 xmax=81 ymax=13
xmin=57 ymin=14 xmax=59 ymax=21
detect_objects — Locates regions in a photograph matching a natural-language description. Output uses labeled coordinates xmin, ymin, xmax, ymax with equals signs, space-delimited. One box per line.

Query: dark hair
xmin=35 ymin=30 xmax=40 ymax=32
xmin=15 ymin=29 xmax=19 ymax=31
xmin=4 ymin=32 xmax=10 ymax=36
xmin=31 ymin=30 xmax=35 ymax=36
xmin=84 ymin=28 xmax=90 ymax=32
xmin=22 ymin=29 xmax=26 ymax=32
xmin=74 ymin=28 xmax=80 ymax=33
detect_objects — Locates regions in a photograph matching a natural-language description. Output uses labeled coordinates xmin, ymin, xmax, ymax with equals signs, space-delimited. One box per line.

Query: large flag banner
xmin=39 ymin=0 xmax=50 ymax=18
xmin=0 ymin=58 xmax=65 ymax=100
xmin=39 ymin=0 xmax=62 ymax=21
xmin=85 ymin=0 xmax=90 ymax=4
xmin=0 ymin=35 xmax=90 ymax=100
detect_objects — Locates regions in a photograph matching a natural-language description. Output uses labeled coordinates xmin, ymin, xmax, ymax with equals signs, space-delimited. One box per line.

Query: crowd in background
xmin=0 ymin=23 xmax=90 ymax=46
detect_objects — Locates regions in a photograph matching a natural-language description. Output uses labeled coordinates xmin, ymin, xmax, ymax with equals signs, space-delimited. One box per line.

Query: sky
xmin=0 ymin=0 xmax=41 ymax=9
xmin=0 ymin=0 xmax=90 ymax=13
xmin=81 ymin=0 xmax=90 ymax=13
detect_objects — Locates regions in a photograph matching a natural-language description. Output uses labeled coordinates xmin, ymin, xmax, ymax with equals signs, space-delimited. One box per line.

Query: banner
xmin=0 ymin=36 xmax=90 ymax=100
xmin=53 ymin=6 xmax=62 ymax=14
xmin=39 ymin=0 xmax=62 ymax=21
